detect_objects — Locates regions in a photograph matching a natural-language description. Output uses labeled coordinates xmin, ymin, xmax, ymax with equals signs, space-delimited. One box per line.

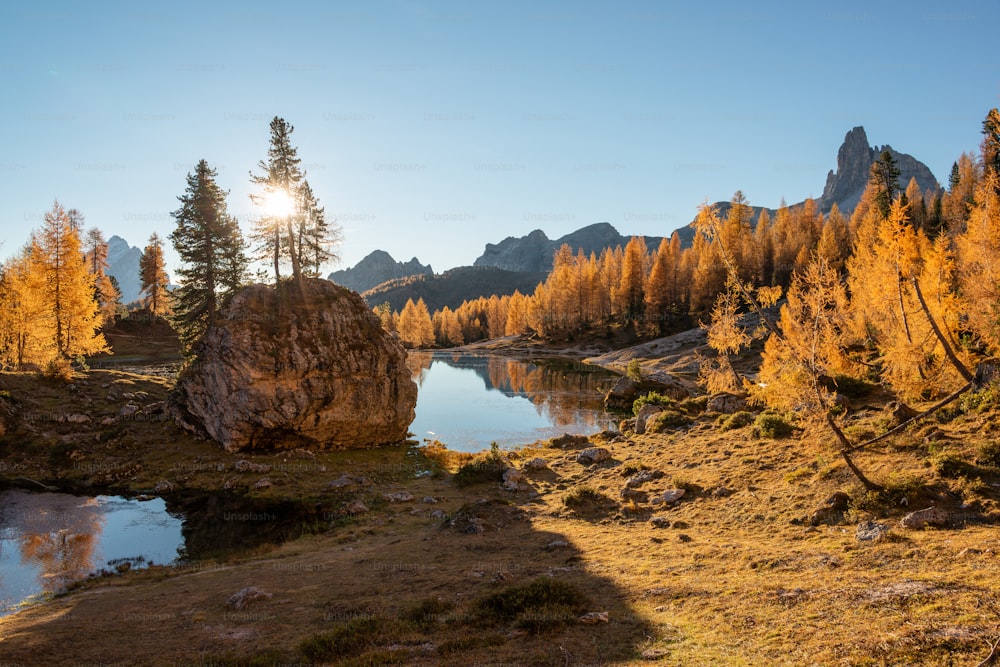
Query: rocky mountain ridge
xmin=327 ymin=249 xmax=433 ymax=294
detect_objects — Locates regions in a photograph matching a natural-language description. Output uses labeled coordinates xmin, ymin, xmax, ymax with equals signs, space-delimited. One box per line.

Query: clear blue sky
xmin=1 ymin=0 xmax=998 ymax=276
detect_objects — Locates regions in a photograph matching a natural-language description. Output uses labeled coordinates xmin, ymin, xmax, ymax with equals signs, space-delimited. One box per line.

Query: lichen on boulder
xmin=169 ymin=278 xmax=416 ymax=452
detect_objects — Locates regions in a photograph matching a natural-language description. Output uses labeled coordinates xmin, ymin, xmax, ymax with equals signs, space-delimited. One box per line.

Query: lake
xmin=407 ymin=351 xmax=619 ymax=452
xmin=0 ymin=489 xmax=184 ymax=616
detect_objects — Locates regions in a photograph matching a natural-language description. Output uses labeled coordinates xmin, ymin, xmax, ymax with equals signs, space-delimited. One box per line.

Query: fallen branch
xmin=976 ymin=636 xmax=1000 ymax=667
xmin=842 ymin=380 xmax=973 ymax=455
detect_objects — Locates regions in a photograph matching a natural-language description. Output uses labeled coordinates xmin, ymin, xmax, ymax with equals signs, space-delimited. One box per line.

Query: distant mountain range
xmin=327 ymin=125 xmax=940 ymax=312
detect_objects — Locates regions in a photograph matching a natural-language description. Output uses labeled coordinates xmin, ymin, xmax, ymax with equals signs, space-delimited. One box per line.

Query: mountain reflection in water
xmin=406 ymin=351 xmax=617 ymax=452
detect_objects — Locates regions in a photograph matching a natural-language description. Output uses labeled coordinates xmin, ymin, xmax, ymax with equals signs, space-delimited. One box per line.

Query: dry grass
xmin=2 ymin=369 xmax=1000 ymax=664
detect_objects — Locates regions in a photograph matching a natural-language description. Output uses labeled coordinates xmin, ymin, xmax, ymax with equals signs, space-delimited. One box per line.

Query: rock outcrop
xmin=169 ymin=279 xmax=416 ymax=452
xmin=818 ymin=126 xmax=939 ymax=213
xmin=328 ymin=249 xmax=432 ymax=294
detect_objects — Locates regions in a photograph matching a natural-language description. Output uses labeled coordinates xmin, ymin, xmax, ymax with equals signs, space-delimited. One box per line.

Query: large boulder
xmin=169 ymin=279 xmax=417 ymax=452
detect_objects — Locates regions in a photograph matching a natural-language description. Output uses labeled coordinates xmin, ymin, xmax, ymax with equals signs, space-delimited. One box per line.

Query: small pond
xmin=407 ymin=352 xmax=618 ymax=452
xmin=0 ymin=489 xmax=184 ymax=616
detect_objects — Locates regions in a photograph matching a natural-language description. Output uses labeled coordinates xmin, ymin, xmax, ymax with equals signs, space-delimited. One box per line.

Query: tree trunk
xmin=910 ymin=277 xmax=973 ymax=382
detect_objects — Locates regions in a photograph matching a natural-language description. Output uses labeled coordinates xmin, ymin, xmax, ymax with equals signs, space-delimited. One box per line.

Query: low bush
xmin=753 ymin=412 xmax=795 ymax=439
xmin=718 ymin=411 xmax=754 ymax=432
xmin=632 ymin=392 xmax=676 ymax=416
xmin=474 ymin=578 xmax=589 ymax=632
xmin=453 ymin=442 xmax=507 ymax=487
xmin=647 ymin=410 xmax=693 ymax=432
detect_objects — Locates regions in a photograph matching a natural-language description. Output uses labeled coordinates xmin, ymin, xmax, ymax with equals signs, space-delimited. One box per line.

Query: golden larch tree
xmin=36 ymin=201 xmax=108 ymax=360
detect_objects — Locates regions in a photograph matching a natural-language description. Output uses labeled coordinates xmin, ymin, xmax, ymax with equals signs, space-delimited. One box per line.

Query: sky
xmin=1 ymin=0 xmax=998 ymax=277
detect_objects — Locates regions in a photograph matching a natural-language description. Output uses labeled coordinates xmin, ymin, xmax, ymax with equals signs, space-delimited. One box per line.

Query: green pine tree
xmin=169 ymin=160 xmax=248 ymax=349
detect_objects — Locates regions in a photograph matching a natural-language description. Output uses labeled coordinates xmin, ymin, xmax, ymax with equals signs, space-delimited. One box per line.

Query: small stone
xmin=634 ymin=404 xmax=663 ymax=435
xmin=900 ymin=507 xmax=950 ymax=530
xmin=576 ymin=447 xmax=612 ymax=465
xmin=235 ymin=459 xmax=272 ymax=474
xmin=254 ymin=478 xmax=272 ymax=490
xmin=430 ymin=510 xmax=447 ymax=520
xmin=384 ymin=491 xmax=414 ymax=503
xmin=343 ymin=500 xmax=369 ymax=515
xmin=421 ymin=496 xmax=438 ymax=504
xmin=654 ymin=489 xmax=686 ymax=505
xmin=625 ymin=469 xmax=664 ymax=488
xmin=707 ymin=392 xmax=747 ymax=414
xmin=120 ymin=403 xmax=140 ymax=417
xmin=677 ymin=534 xmax=693 ymax=543
xmin=154 ymin=479 xmax=175 ymax=494
xmin=502 ymin=468 xmax=525 ymax=491
xmin=649 ymin=516 xmax=671 ymax=528
xmin=227 ymin=586 xmax=272 ymax=610
xmin=544 ymin=539 xmax=569 ymax=550
xmin=525 ymin=457 xmax=548 ymax=470
xmin=641 ymin=648 xmax=670 ymax=660
xmin=64 ymin=414 xmax=91 ymax=424
xmin=579 ymin=611 xmax=609 ymax=624
xmin=711 ymin=486 xmax=734 ymax=498
xmin=328 ymin=474 xmax=359 ymax=489
xmin=855 ymin=520 xmax=890 ymax=542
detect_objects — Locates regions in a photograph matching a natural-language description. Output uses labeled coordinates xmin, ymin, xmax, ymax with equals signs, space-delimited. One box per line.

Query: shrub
xmin=404 ymin=597 xmax=456 ymax=628
xmin=976 ymin=441 xmax=1000 ymax=468
xmin=563 ymin=485 xmax=612 ymax=509
xmin=619 ymin=461 xmax=650 ymax=477
xmin=474 ymin=578 xmax=589 ymax=632
xmin=960 ymin=385 xmax=1000 ymax=414
xmin=453 ymin=442 xmax=507 ymax=487
xmin=754 ymin=412 xmax=795 ymax=439
xmin=626 ymin=359 xmax=643 ymax=382
xmin=43 ymin=358 xmax=74 ymax=383
xmin=299 ymin=617 xmax=386 ymax=661
xmin=718 ymin=411 xmax=754 ymax=432
xmin=647 ymin=410 xmax=693 ymax=432
xmin=633 ymin=391 xmax=676 ymax=416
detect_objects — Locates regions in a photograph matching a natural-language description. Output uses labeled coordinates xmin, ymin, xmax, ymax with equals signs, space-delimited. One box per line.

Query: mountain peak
xmin=819 ymin=126 xmax=938 ymax=213
xmin=328 ymin=250 xmax=432 ymax=293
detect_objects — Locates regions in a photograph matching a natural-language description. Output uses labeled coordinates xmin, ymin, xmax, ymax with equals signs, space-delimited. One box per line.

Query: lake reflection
xmin=0 ymin=490 xmax=184 ymax=616
xmin=407 ymin=352 xmax=617 ymax=452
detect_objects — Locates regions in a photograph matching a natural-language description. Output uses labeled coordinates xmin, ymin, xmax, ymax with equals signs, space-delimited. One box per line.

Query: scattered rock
xmin=900 ymin=507 xmax=950 ymax=530
xmin=651 ymin=489 xmax=686 ymax=505
xmin=501 ymin=468 xmax=526 ymax=492
xmin=641 ymin=648 xmax=670 ymax=660
xmin=342 ymin=500 xmax=369 ymax=515
xmin=154 ymin=479 xmax=175 ymax=494
xmin=621 ymin=488 xmax=650 ymax=503
xmin=327 ymin=474 xmax=362 ymax=489
xmin=120 ymin=403 xmax=140 ymax=417
xmin=576 ymin=447 xmax=612 ymax=465
xmin=430 ymin=509 xmax=447 ymax=520
xmin=547 ymin=433 xmax=590 ymax=449
xmin=383 ymin=491 xmax=414 ymax=503
xmin=544 ymin=539 xmax=570 ymax=550
xmin=671 ymin=520 xmax=690 ymax=529
xmin=168 ymin=279 xmax=417 ymax=452
xmin=579 ymin=611 xmax=609 ymax=624
xmin=855 ymin=520 xmax=890 ymax=542
xmin=524 ymin=457 xmax=548 ymax=471
xmin=809 ymin=492 xmax=851 ymax=526
xmin=710 ymin=486 xmax=734 ymax=498
xmin=63 ymin=414 xmax=91 ymax=424
xmin=227 ymin=586 xmax=272 ymax=610
xmin=649 ymin=516 xmax=671 ymax=528
xmin=235 ymin=460 xmax=272 ymax=474
xmin=625 ymin=469 xmax=664 ymax=488
xmin=707 ymin=392 xmax=747 ymax=414
xmin=421 ymin=496 xmax=438 ymax=504
xmin=254 ymin=478 xmax=272 ymax=490
xmin=677 ymin=534 xmax=693 ymax=543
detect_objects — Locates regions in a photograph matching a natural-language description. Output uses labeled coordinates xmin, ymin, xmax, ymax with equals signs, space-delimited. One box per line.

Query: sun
xmin=262 ymin=188 xmax=294 ymax=217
